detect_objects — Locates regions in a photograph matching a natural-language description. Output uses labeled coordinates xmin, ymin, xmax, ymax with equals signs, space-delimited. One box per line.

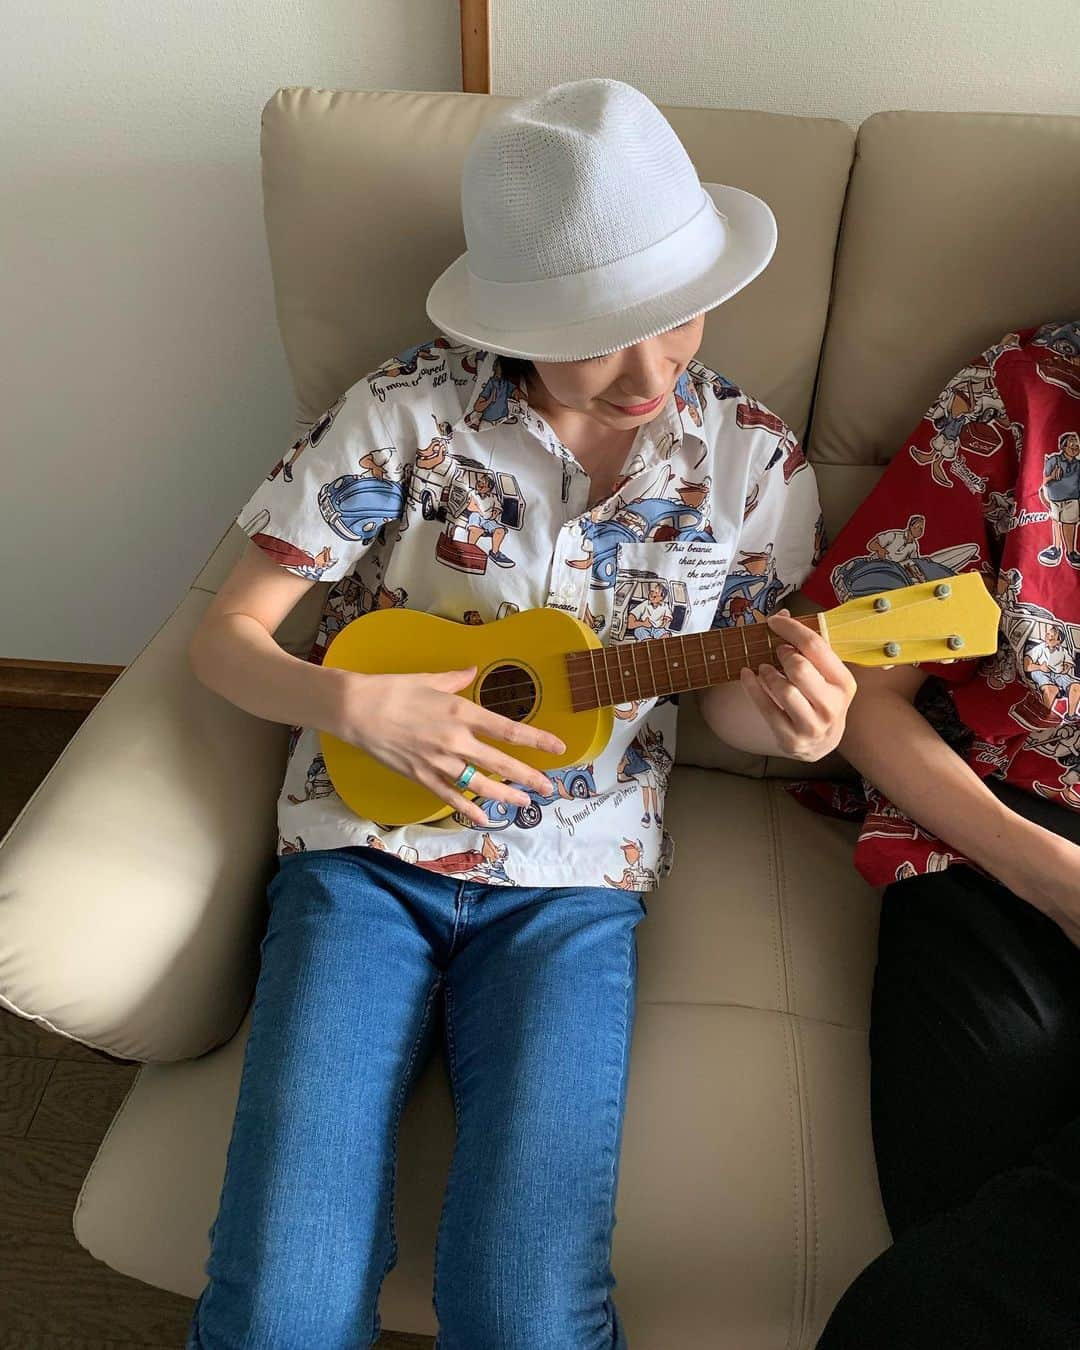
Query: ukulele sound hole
xmin=477 ymin=663 xmax=538 ymax=723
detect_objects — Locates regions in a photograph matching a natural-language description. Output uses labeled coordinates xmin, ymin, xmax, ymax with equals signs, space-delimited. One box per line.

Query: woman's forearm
xmin=838 ymin=684 xmax=1051 ymax=889
xmin=188 ymin=613 xmax=351 ymax=735
xmin=697 ymin=680 xmax=791 ymax=756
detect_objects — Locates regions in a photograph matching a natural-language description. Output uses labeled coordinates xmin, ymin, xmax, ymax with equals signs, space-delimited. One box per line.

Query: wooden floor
xmin=0 ymin=706 xmax=434 ymax=1348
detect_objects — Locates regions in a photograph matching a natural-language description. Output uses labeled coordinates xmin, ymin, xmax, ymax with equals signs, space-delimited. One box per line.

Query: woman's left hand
xmin=738 ymin=608 xmax=858 ymax=761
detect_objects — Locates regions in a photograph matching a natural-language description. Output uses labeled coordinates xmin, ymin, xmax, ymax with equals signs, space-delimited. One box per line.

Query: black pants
xmin=816 ymin=864 xmax=1080 ymax=1349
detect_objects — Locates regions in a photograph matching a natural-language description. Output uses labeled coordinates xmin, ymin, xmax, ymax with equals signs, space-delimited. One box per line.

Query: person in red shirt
xmin=791 ymin=321 xmax=1080 ymax=1349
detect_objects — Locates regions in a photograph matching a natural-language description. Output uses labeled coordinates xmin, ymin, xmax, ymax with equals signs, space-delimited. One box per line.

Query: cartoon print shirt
xmin=790 ymin=321 xmax=1080 ymax=887
xmin=234 ymin=338 xmax=823 ymax=890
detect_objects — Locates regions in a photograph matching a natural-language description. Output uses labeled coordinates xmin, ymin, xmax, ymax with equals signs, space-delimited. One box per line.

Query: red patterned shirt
xmin=789 ymin=321 xmax=1080 ymax=886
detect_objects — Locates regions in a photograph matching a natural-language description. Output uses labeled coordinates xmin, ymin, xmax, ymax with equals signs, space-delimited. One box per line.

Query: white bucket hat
xmin=425 ymin=77 xmax=777 ymax=363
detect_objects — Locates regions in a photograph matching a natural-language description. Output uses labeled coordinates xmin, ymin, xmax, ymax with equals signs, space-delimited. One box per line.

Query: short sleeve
xmin=712 ymin=407 xmax=824 ymax=628
xmin=234 ymin=379 xmax=409 ymax=584
xmin=800 ymin=347 xmax=1017 ymax=685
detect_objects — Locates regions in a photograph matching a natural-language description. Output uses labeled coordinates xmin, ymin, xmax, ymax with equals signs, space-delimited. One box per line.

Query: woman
xmin=791 ymin=322 xmax=1080 ymax=1348
xmin=184 ymin=78 xmax=855 ymax=1349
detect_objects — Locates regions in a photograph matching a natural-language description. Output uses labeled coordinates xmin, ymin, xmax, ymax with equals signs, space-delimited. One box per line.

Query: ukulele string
xmin=477 ymin=613 xmax=964 ymax=716
xmin=817 ymin=592 xmax=953 ymax=633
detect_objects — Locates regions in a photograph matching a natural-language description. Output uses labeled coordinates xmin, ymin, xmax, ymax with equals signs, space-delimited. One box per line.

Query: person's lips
xmin=609 ymin=392 xmax=664 ymax=415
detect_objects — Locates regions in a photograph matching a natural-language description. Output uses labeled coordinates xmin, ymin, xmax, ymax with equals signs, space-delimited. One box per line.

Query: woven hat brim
xmin=425 ymin=183 xmax=777 ymax=362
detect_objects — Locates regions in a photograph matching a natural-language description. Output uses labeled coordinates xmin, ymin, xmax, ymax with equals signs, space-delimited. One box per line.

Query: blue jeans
xmin=186 ymin=843 xmax=646 ymax=1349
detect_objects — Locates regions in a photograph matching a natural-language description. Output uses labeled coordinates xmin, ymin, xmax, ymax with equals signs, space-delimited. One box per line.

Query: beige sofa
xmin=2 ymin=89 xmax=1078 ymax=1348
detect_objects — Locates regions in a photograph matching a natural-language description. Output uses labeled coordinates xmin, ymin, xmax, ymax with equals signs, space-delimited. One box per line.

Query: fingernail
xmin=777 ymin=644 xmax=794 ymax=657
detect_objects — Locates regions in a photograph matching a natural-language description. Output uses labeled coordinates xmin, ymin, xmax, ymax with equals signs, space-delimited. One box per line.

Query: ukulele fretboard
xmin=563 ymin=615 xmax=819 ymax=710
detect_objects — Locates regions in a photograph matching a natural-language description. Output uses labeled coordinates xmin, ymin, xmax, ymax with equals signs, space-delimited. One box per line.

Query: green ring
xmin=454 ymin=762 xmax=477 ymax=791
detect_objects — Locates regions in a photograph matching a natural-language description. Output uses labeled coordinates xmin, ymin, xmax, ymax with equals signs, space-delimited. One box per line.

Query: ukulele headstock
xmin=821 ymin=572 xmax=1000 ymax=667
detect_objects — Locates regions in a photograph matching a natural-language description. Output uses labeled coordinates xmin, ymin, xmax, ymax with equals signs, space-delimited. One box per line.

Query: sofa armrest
xmin=0 ymin=588 xmax=287 ymax=1064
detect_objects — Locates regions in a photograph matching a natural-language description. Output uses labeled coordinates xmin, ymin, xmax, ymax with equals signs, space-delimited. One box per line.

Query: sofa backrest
xmin=810 ymin=110 xmax=1080 ymax=546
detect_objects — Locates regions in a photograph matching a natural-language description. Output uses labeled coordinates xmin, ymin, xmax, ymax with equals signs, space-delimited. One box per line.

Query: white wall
xmin=6 ymin=0 xmax=1079 ymax=664
xmin=493 ymin=0 xmax=1080 ymax=126
xmin=3 ymin=0 xmax=461 ymax=665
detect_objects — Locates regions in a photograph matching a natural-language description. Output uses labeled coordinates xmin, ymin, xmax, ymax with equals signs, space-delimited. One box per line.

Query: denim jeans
xmin=185 ymin=843 xmax=647 ymax=1349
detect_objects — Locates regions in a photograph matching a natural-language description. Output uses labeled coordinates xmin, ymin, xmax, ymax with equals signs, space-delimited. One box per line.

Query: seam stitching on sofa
xmin=795 ymin=1014 xmax=821 ymax=1341
xmin=766 ymin=784 xmax=795 ymax=1013
xmin=762 ymin=784 xmax=786 ymax=1016
xmin=769 ymin=783 xmax=814 ymax=1349
xmin=763 ymin=784 xmax=805 ymax=1349
xmin=804 ymin=132 xmax=859 ymax=460
xmin=634 ymin=998 xmax=863 ymax=1030
xmin=71 ymin=1060 xmax=146 ymax=1248
xmin=782 ymin=1007 xmax=803 ymax=1350
xmin=0 ymin=996 xmax=142 ymax=1064
xmin=769 ymin=781 xmax=821 ymax=1345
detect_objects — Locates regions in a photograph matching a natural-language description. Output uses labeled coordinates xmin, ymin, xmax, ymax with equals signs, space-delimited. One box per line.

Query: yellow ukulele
xmin=318 ymin=573 xmax=1000 ymax=827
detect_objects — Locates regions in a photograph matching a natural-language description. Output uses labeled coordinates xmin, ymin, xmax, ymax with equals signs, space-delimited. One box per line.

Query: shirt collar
xmin=453 ymin=347 xmax=709 ymax=463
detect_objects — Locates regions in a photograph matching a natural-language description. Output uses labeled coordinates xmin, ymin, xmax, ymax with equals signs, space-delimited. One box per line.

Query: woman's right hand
xmin=329 ymin=665 xmax=567 ymax=826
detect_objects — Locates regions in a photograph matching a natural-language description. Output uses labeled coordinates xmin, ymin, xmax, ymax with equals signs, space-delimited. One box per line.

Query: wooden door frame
xmin=461 ymin=0 xmax=491 ymax=94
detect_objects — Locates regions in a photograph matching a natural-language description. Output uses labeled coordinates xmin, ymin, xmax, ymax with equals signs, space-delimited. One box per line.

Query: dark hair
xmin=497 ymin=355 xmax=535 ymax=388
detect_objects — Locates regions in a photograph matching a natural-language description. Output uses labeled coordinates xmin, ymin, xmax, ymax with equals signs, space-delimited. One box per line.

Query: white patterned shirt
xmin=234 ymin=337 xmax=824 ymax=890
